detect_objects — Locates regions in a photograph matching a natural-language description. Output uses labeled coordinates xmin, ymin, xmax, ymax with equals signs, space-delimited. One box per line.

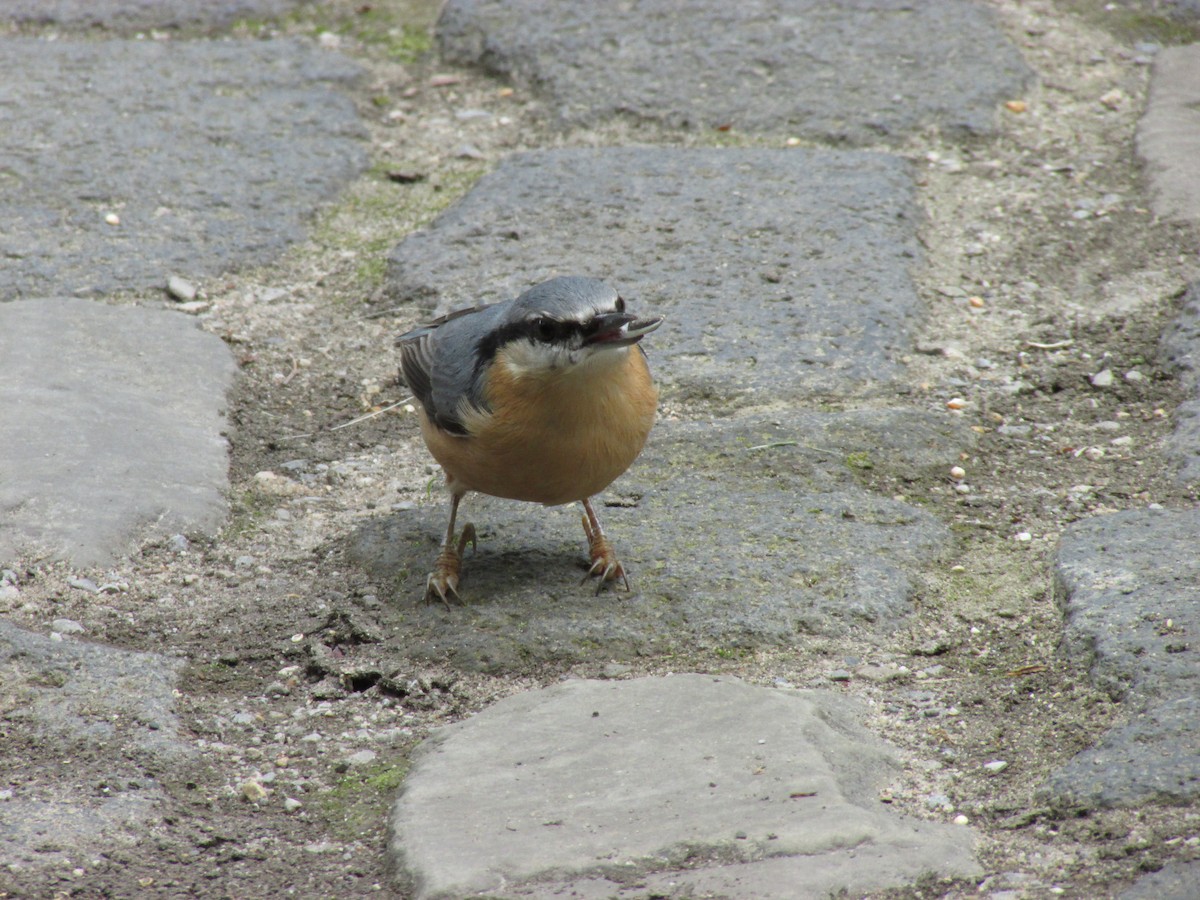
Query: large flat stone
xmin=437 ymin=0 xmax=1031 ymax=142
xmin=0 ymin=299 xmax=237 ymax=567
xmin=351 ymin=410 xmax=967 ymax=672
xmin=1119 ymin=859 xmax=1200 ymax=900
xmin=1045 ymin=509 xmax=1200 ymax=809
xmin=389 ymin=675 xmax=980 ymax=899
xmin=1161 ymin=280 xmax=1200 ymax=484
xmin=0 ymin=619 xmax=188 ymax=870
xmin=1 ymin=0 xmax=307 ymax=32
xmin=1137 ymin=44 xmax=1200 ymax=223
xmin=0 ymin=37 xmax=366 ymax=300
xmin=387 ymin=147 xmax=923 ymax=401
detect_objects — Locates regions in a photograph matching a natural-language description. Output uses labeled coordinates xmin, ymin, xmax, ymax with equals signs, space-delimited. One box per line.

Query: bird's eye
xmin=615 ymin=296 xmax=626 ymax=313
xmin=534 ymin=317 xmax=558 ymax=341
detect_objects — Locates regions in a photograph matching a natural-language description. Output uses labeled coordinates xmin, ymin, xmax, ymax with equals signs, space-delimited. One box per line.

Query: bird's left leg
xmin=580 ymin=497 xmax=630 ymax=593
xmin=425 ymin=491 xmax=476 ymax=604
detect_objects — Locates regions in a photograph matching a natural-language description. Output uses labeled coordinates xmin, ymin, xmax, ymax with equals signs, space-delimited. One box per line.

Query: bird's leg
xmin=425 ymin=492 xmax=476 ymax=604
xmin=580 ymin=497 xmax=630 ymax=594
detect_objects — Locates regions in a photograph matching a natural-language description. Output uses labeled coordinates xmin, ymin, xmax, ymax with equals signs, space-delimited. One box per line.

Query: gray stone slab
xmin=0 ymin=37 xmax=366 ymax=300
xmin=352 ymin=409 xmax=966 ymax=672
xmin=0 ymin=299 xmax=237 ymax=567
xmin=1119 ymin=859 xmax=1200 ymax=900
xmin=0 ymin=619 xmax=188 ymax=870
xmin=387 ymin=147 xmax=922 ymax=402
xmin=1137 ymin=44 xmax=1200 ymax=223
xmin=1045 ymin=509 xmax=1200 ymax=809
xmin=389 ymin=675 xmax=980 ymax=899
xmin=2 ymin=0 xmax=308 ymax=32
xmin=1161 ymin=280 xmax=1200 ymax=484
xmin=437 ymin=0 xmax=1031 ymax=142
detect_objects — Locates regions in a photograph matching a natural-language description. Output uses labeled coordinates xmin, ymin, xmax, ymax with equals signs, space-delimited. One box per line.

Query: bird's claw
xmin=424 ymin=523 xmax=477 ymax=605
xmin=581 ymin=513 xmax=630 ymax=594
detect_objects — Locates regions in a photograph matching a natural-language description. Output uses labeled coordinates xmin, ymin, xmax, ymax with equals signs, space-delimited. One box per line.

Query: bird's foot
xmin=581 ymin=513 xmax=630 ymax=594
xmin=424 ymin=523 xmax=477 ymax=604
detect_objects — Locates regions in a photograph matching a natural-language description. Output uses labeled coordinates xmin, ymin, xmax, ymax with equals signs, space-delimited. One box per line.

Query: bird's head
xmin=490 ymin=276 xmax=663 ymax=376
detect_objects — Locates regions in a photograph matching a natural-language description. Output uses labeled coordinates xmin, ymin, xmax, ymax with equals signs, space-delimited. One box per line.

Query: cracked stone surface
xmin=437 ymin=0 xmax=1032 ymax=141
xmin=0 ymin=37 xmax=366 ymax=300
xmin=0 ymin=619 xmax=188 ymax=870
xmin=389 ymin=675 xmax=981 ymax=899
xmin=2 ymin=0 xmax=309 ymax=32
xmin=388 ymin=147 xmax=924 ymax=401
xmin=0 ymin=299 xmax=237 ymax=567
xmin=1137 ymin=44 xmax=1200 ymax=224
xmin=1046 ymin=508 xmax=1200 ymax=809
xmin=349 ymin=410 xmax=967 ymax=672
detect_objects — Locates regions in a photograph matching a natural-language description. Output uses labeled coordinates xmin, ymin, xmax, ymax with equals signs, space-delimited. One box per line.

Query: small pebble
xmin=1083 ymin=447 xmax=1105 ymax=461
xmin=454 ymin=142 xmax=485 ymax=160
xmin=51 ymin=618 xmax=84 ymax=635
xmin=1090 ymin=369 xmax=1114 ymax=388
xmin=240 ymin=780 xmax=268 ymax=802
xmin=69 ymin=577 xmax=99 ymax=593
xmin=953 ymin=814 xmax=970 ymax=826
xmin=167 ymin=276 xmax=197 ymax=302
xmin=828 ymin=669 xmax=852 ymax=682
xmin=1124 ymin=370 xmax=1145 ymax=383
xmin=983 ymin=760 xmax=1009 ymax=774
xmin=1014 ymin=532 xmax=1032 ymax=542
xmin=949 ymin=465 xmax=966 ymax=481
xmin=104 ymin=212 xmax=120 ymax=226
xmin=946 ymin=397 xmax=967 ymax=410
xmin=1110 ymin=436 xmax=1132 ymax=447
xmin=283 ymin=797 xmax=303 ymax=812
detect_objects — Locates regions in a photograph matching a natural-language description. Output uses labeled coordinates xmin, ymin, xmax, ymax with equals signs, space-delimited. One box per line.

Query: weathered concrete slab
xmin=437 ymin=0 xmax=1031 ymax=142
xmin=1161 ymin=280 xmax=1200 ymax=484
xmin=388 ymin=147 xmax=922 ymax=402
xmin=353 ymin=410 xmax=967 ymax=672
xmin=1045 ymin=509 xmax=1200 ymax=809
xmin=1 ymin=0 xmax=308 ymax=32
xmin=1119 ymin=859 xmax=1200 ymax=900
xmin=390 ymin=675 xmax=980 ymax=899
xmin=0 ymin=619 xmax=188 ymax=870
xmin=0 ymin=38 xmax=366 ymax=300
xmin=0 ymin=299 xmax=237 ymax=568
xmin=1137 ymin=44 xmax=1200 ymax=223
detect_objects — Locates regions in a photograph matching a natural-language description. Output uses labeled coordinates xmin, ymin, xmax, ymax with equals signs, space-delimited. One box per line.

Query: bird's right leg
xmin=425 ymin=491 xmax=476 ymax=604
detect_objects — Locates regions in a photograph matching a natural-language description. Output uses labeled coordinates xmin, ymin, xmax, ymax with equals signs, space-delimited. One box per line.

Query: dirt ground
xmin=3 ymin=0 xmax=1200 ymax=897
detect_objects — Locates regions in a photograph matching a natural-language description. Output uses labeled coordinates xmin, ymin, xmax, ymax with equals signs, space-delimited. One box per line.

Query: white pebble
xmin=283 ymin=797 xmax=303 ymax=812
xmin=1014 ymin=532 xmax=1032 ymax=542
xmin=1124 ymin=370 xmax=1145 ymax=383
xmin=953 ymin=814 xmax=970 ymax=825
xmin=949 ymin=465 xmax=966 ymax=481
xmin=983 ymin=760 xmax=1009 ymax=774
xmin=1090 ymin=369 xmax=1114 ymax=388
xmin=104 ymin=212 xmax=120 ymax=226
xmin=167 ymin=275 xmax=197 ymax=302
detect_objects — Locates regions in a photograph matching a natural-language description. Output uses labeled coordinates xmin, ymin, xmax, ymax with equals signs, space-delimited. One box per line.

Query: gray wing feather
xmin=396 ymin=302 xmax=503 ymax=434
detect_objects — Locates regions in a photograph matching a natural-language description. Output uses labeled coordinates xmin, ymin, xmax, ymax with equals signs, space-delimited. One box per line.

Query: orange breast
xmin=419 ymin=348 xmax=658 ymax=505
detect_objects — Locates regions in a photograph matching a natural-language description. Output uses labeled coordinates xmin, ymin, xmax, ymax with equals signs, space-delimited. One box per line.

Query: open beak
xmin=584 ymin=312 xmax=664 ymax=348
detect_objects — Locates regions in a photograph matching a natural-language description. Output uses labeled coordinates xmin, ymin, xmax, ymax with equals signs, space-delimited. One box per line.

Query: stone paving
xmin=1 ymin=1 xmax=1198 ymax=898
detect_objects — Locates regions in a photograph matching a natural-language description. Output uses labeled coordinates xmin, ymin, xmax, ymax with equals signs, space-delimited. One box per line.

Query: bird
xmin=395 ymin=276 xmax=663 ymax=603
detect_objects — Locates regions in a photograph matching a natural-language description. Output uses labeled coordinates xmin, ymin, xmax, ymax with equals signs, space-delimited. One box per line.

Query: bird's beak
xmin=584 ymin=312 xmax=664 ymax=348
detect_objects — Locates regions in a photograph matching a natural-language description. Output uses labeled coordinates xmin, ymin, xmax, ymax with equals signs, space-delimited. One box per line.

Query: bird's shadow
xmin=345 ymin=498 xmax=610 ymax=605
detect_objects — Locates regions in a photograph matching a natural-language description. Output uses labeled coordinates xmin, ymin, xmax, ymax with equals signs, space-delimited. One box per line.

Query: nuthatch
xmin=395 ymin=276 xmax=663 ymax=603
